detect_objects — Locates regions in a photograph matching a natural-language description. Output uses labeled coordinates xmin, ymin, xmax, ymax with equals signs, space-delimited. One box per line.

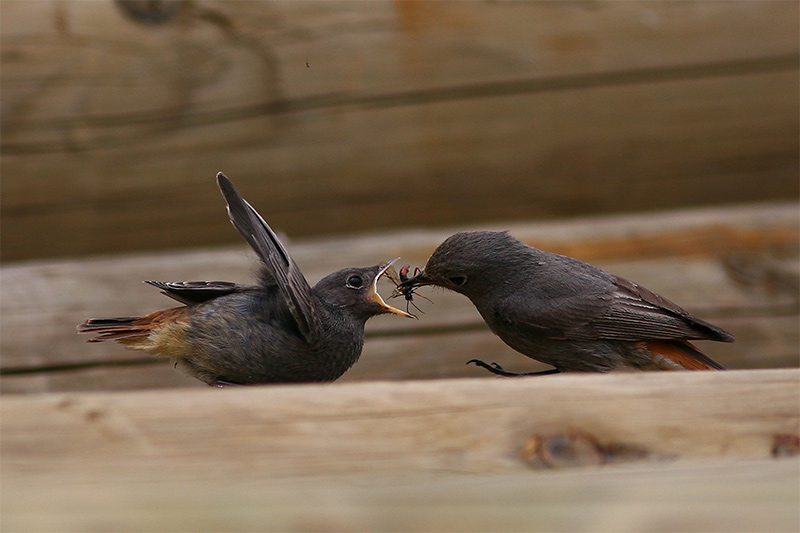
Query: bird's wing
xmin=590 ymin=277 xmax=734 ymax=342
xmin=498 ymin=285 xmax=611 ymax=339
xmin=144 ymin=280 xmax=248 ymax=306
xmin=216 ymin=172 xmax=321 ymax=345
xmin=501 ymin=276 xmax=733 ymax=343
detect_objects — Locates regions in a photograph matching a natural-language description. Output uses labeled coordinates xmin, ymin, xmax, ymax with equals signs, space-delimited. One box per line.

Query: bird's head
xmin=315 ymin=258 xmax=415 ymax=321
xmin=400 ymin=231 xmax=527 ymax=298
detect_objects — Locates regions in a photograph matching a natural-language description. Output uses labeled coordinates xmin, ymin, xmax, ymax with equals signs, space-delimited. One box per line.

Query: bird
xmin=78 ymin=172 xmax=413 ymax=386
xmin=399 ymin=230 xmax=733 ymax=375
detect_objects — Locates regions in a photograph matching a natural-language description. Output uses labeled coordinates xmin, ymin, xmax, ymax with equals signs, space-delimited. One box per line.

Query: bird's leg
xmin=466 ymin=359 xmax=561 ymax=377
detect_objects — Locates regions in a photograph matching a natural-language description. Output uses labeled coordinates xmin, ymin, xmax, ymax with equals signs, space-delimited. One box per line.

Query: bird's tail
xmin=78 ymin=316 xmax=150 ymax=342
xmin=645 ymin=340 xmax=726 ymax=370
xmin=77 ymin=308 xmax=191 ymax=357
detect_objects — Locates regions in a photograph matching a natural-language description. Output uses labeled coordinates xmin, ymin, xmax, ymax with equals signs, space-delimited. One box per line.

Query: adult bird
xmin=400 ymin=230 xmax=732 ymax=375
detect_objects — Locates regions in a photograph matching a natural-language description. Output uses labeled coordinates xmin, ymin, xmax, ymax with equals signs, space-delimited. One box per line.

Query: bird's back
xmin=181 ymin=289 xmax=361 ymax=384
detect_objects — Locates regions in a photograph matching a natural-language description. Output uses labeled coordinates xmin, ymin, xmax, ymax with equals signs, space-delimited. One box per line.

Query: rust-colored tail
xmin=78 ymin=316 xmax=148 ymax=342
xmin=645 ymin=340 xmax=726 ymax=370
xmin=77 ymin=307 xmax=189 ymax=345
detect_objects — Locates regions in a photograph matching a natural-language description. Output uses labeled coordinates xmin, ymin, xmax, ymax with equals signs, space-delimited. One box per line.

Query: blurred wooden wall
xmin=2 ymin=0 xmax=798 ymax=262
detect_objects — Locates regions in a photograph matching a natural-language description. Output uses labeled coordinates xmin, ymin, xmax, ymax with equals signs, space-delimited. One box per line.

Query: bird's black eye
xmin=346 ymin=275 xmax=364 ymax=289
xmin=449 ymin=276 xmax=467 ymax=286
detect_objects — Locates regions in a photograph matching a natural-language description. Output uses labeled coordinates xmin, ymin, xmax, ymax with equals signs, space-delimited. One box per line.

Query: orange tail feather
xmin=645 ymin=340 xmax=726 ymax=370
xmin=78 ymin=307 xmax=188 ymax=344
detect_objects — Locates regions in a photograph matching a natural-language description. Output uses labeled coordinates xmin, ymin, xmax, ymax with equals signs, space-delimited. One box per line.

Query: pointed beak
xmin=400 ymin=270 xmax=431 ymax=290
xmin=372 ymin=258 xmax=415 ymax=318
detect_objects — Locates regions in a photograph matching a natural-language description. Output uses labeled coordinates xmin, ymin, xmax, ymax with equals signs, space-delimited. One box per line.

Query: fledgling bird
xmin=400 ymin=231 xmax=733 ymax=375
xmin=78 ymin=173 xmax=413 ymax=386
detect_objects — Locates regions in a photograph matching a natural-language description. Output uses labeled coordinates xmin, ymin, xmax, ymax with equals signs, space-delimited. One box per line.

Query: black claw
xmin=466 ymin=359 xmax=560 ymax=377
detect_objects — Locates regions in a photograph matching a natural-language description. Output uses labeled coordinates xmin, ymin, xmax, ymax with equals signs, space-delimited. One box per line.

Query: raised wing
xmin=144 ymin=280 xmax=247 ymax=306
xmin=216 ymin=172 xmax=320 ymax=345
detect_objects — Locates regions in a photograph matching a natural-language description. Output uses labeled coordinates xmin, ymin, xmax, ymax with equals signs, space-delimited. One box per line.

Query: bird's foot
xmin=466 ymin=359 xmax=560 ymax=377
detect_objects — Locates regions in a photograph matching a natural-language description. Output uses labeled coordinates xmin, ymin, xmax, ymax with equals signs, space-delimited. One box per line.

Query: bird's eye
xmin=449 ymin=276 xmax=467 ymax=286
xmin=346 ymin=275 xmax=364 ymax=289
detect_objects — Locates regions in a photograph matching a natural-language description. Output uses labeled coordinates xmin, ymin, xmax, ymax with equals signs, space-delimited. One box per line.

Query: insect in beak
xmin=372 ymin=258 xmax=416 ymax=318
xmin=384 ymin=263 xmax=433 ymax=318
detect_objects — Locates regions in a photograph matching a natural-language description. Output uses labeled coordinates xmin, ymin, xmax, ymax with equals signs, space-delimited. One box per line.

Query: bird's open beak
xmin=372 ymin=258 xmax=415 ymax=318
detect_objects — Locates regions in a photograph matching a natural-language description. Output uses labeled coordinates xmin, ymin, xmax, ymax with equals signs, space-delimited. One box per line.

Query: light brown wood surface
xmin=4 ymin=460 xmax=798 ymax=533
xmin=2 ymin=369 xmax=799 ymax=532
xmin=2 ymin=1 xmax=798 ymax=261
xmin=2 ymin=203 xmax=797 ymax=393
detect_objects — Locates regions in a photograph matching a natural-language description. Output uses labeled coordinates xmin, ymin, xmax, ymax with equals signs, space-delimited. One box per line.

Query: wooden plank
xmin=1 ymin=1 xmax=797 ymax=261
xmin=2 ymin=370 xmax=799 ymax=531
xmin=1 ymin=203 xmax=796 ymax=393
xmin=0 ymin=361 xmax=204 ymax=395
xmin=3 ymin=71 xmax=796 ymax=262
xmin=3 ymin=370 xmax=798 ymax=475
xmin=3 ymin=460 xmax=798 ymax=533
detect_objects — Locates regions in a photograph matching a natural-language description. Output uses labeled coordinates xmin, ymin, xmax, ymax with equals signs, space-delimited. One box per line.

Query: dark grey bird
xmin=400 ymin=231 xmax=733 ymax=375
xmin=78 ymin=172 xmax=413 ymax=386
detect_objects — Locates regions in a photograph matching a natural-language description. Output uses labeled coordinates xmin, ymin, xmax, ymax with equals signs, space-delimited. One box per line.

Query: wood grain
xmin=4 ymin=459 xmax=798 ymax=533
xmin=2 ymin=370 xmax=798 ymax=531
xmin=3 ymin=369 xmax=798 ymax=476
xmin=1 ymin=1 xmax=797 ymax=261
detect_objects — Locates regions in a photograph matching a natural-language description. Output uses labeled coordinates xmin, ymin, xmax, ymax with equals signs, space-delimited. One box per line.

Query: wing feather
xmin=501 ymin=264 xmax=733 ymax=343
xmin=144 ymin=280 xmax=247 ymax=306
xmin=216 ymin=173 xmax=320 ymax=345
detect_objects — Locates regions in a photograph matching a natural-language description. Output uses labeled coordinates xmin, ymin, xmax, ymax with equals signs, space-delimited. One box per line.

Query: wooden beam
xmin=3 ymin=369 xmax=798 ymax=476
xmin=2 ymin=1 xmax=797 ymax=261
xmin=2 ymin=370 xmax=798 ymax=531
xmin=3 ymin=460 xmax=798 ymax=533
